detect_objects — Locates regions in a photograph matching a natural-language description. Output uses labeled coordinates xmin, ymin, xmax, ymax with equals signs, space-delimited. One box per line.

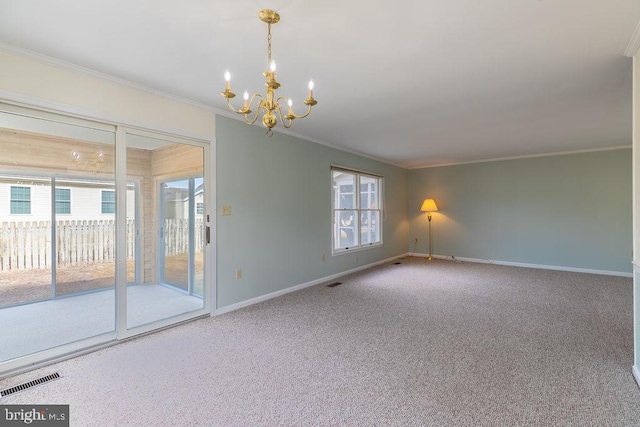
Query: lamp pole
xmin=427 ymin=212 xmax=434 ymax=260
xmin=420 ymin=199 xmax=438 ymax=261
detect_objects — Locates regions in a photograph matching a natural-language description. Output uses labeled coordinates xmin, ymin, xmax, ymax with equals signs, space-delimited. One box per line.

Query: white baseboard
xmin=215 ymin=253 xmax=406 ymax=315
xmin=409 ymin=252 xmax=633 ymax=278
xmin=216 ymin=251 xmax=631 ymax=316
xmin=633 ymin=365 xmax=640 ymax=388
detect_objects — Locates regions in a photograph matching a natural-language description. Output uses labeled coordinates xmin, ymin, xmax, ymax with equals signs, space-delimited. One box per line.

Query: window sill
xmin=332 ymin=243 xmax=382 ymax=256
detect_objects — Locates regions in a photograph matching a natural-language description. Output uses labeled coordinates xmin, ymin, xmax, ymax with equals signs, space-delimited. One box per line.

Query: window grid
xmin=101 ymin=190 xmax=115 ymax=214
xmin=332 ymin=168 xmax=382 ymax=253
xmin=10 ymin=186 xmax=31 ymax=215
xmin=55 ymin=188 xmax=71 ymax=214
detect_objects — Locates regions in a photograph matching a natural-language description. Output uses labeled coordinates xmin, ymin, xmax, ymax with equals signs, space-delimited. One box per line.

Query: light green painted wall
xmin=216 ymin=116 xmax=409 ymax=308
xmin=632 ymin=54 xmax=640 ymax=371
xmin=408 ymin=149 xmax=632 ymax=274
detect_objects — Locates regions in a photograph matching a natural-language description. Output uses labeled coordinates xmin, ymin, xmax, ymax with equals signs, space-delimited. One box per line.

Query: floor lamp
xmin=420 ymin=199 xmax=438 ymax=260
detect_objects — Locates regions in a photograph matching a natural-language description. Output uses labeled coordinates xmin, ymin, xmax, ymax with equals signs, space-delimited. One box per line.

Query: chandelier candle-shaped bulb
xmin=287 ymin=98 xmax=293 ymax=112
xmin=243 ymin=91 xmax=249 ymax=109
xmin=224 ymin=70 xmax=231 ymax=90
xmin=270 ymin=60 xmax=276 ymax=73
xmin=308 ymin=80 xmax=314 ymax=98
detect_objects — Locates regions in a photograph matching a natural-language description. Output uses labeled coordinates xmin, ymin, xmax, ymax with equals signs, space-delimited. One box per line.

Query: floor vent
xmin=1 ymin=373 xmax=61 ymax=397
xmin=327 ymin=282 xmax=343 ymax=288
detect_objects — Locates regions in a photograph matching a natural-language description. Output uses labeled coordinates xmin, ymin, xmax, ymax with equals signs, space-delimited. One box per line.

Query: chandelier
xmin=72 ymin=150 xmax=104 ymax=174
xmin=221 ymin=9 xmax=317 ymax=136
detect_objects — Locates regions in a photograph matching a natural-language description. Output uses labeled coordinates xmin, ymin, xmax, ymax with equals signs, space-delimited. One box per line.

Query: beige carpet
xmin=1 ymin=257 xmax=639 ymax=426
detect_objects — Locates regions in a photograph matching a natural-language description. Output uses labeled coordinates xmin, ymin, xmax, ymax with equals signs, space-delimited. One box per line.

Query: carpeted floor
xmin=1 ymin=257 xmax=639 ymax=426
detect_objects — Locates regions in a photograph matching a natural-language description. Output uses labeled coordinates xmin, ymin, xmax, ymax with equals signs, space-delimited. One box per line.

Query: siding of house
xmin=0 ymin=184 xmax=138 ymax=223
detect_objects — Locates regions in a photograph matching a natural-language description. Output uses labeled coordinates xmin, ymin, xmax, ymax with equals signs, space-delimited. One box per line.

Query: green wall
xmin=215 ymin=116 xmax=409 ymax=308
xmin=216 ymin=115 xmax=631 ymax=310
xmin=408 ymin=149 xmax=632 ymax=274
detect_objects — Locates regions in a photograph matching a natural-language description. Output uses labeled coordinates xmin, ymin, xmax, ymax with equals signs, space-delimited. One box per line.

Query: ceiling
xmin=1 ymin=1 xmax=639 ymax=168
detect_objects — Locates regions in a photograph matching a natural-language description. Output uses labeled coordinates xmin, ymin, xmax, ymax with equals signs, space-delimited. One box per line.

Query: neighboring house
xmin=0 ymin=179 xmax=135 ymax=224
xmin=163 ymin=182 xmax=204 ymax=220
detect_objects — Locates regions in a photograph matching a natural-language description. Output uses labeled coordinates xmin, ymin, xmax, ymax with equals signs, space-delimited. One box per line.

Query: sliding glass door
xmin=125 ymin=131 xmax=207 ymax=331
xmin=159 ymin=176 xmax=204 ymax=296
xmin=0 ymin=103 xmax=211 ymax=375
xmin=0 ymin=103 xmax=117 ymax=367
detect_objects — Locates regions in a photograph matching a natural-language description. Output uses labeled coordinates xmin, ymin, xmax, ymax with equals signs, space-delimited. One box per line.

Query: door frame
xmin=116 ymin=127 xmax=213 ymax=340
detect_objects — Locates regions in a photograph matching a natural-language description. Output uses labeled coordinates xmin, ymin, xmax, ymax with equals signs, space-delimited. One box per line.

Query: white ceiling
xmin=1 ymin=0 xmax=639 ymax=168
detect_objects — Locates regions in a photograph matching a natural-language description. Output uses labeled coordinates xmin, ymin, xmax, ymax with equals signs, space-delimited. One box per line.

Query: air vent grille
xmin=1 ymin=373 xmax=61 ymax=397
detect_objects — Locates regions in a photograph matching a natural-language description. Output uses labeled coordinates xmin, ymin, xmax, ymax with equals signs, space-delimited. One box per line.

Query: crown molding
xmin=409 ymin=145 xmax=632 ymax=170
xmin=624 ymin=20 xmax=640 ymax=57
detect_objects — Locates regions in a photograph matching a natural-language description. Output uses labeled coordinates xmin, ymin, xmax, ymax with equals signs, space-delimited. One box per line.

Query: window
xmin=196 ymin=202 xmax=204 ymax=215
xmin=55 ymin=188 xmax=71 ymax=214
xmin=332 ymin=167 xmax=382 ymax=253
xmin=10 ymin=186 xmax=31 ymax=214
xmin=101 ymin=190 xmax=115 ymax=214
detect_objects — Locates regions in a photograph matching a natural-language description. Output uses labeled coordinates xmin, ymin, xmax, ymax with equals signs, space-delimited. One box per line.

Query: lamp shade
xmin=420 ymin=199 xmax=438 ymax=212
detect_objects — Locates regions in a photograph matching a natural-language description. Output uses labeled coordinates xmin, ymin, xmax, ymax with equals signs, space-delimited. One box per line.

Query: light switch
xmin=222 ymin=205 xmax=231 ymax=216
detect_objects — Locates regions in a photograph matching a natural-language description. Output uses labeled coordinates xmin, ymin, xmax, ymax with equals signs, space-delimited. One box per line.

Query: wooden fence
xmin=0 ymin=219 xmax=203 ymax=272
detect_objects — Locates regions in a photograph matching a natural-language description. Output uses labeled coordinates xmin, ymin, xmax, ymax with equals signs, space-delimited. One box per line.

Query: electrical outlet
xmin=235 ymin=269 xmax=242 ymax=279
xmin=222 ymin=205 xmax=231 ymax=216
xmin=414 ymin=238 xmax=418 ymax=243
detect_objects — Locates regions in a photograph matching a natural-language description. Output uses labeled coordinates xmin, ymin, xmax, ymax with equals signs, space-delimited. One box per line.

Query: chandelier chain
xmin=267 ymin=23 xmax=272 ymax=65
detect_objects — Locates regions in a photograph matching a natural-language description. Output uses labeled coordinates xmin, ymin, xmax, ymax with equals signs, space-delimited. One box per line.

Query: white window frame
xmin=101 ymin=190 xmax=115 ymax=214
xmin=331 ymin=166 xmax=383 ymax=254
xmin=10 ymin=185 xmax=31 ymax=215
xmin=54 ymin=187 xmax=71 ymax=215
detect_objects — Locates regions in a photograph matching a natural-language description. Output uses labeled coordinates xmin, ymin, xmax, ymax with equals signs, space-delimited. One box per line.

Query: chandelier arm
xmin=247 ymin=93 xmax=263 ymax=109
xmin=274 ymin=95 xmax=289 ymax=106
xmin=294 ymin=104 xmax=314 ymax=119
xmin=275 ymin=103 xmax=293 ymax=129
xmin=226 ymin=97 xmax=247 ymax=115
xmin=289 ymin=104 xmax=314 ymax=120
xmin=274 ymin=96 xmax=314 ymax=120
xmin=244 ymin=98 xmax=264 ymax=125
